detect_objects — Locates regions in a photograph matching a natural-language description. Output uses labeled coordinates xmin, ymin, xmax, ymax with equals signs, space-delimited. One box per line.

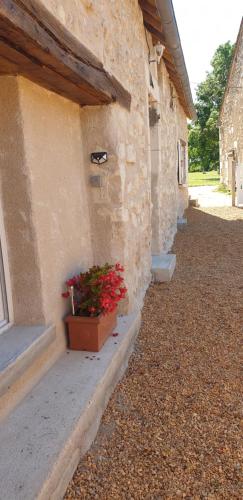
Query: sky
xmin=173 ymin=0 xmax=243 ymax=98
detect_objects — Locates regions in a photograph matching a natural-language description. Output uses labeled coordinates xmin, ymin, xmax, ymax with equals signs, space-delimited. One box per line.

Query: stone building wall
xmin=38 ymin=0 xmax=155 ymax=312
xmin=149 ymin=56 xmax=188 ymax=255
xmin=220 ymin=23 xmax=243 ymax=186
xmin=0 ymin=0 xmax=189 ymax=345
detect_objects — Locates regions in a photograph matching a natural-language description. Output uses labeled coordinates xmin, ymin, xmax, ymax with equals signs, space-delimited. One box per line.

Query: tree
xmin=189 ymin=42 xmax=234 ymax=172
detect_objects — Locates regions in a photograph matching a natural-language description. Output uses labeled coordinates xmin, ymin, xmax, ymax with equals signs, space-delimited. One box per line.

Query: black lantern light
xmin=90 ymin=152 xmax=108 ymax=165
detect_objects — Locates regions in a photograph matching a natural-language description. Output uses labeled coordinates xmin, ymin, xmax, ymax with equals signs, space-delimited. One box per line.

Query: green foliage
xmin=216 ymin=183 xmax=231 ymax=194
xmin=189 ymin=42 xmax=234 ymax=172
xmin=188 ymin=170 xmax=220 ymax=187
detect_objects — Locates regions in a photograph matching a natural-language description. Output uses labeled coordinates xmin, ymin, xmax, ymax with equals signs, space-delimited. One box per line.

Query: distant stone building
xmin=219 ymin=18 xmax=243 ymax=204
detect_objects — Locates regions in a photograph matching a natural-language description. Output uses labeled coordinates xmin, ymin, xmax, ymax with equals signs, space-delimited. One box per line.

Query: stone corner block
xmin=151 ymin=253 xmax=176 ymax=282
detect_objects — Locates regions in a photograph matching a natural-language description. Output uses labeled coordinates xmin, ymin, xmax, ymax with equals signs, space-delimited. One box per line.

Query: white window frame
xmin=0 ymin=206 xmax=13 ymax=332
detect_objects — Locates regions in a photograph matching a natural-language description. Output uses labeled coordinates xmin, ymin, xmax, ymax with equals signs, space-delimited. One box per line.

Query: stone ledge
xmin=189 ymin=198 xmax=199 ymax=207
xmin=0 ymin=310 xmax=141 ymax=500
xmin=152 ymin=254 xmax=176 ymax=282
xmin=177 ymin=217 xmax=187 ymax=231
xmin=0 ymin=325 xmax=56 ymax=398
xmin=177 ymin=216 xmax=187 ymax=225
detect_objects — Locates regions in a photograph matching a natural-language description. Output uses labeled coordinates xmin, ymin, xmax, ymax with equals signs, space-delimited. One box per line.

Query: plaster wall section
xmin=0 ymin=76 xmax=45 ymax=325
xmin=220 ymin=31 xmax=243 ymax=185
xmin=18 ymin=77 xmax=93 ymax=340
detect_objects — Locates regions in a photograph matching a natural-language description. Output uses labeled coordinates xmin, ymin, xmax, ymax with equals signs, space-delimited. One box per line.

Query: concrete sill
xmin=0 ymin=325 xmax=56 ymax=398
xmin=152 ymin=254 xmax=176 ymax=282
xmin=0 ymin=311 xmax=140 ymax=500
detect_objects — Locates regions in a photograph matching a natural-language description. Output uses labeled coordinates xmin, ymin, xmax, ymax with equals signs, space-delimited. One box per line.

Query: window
xmin=177 ymin=140 xmax=187 ymax=185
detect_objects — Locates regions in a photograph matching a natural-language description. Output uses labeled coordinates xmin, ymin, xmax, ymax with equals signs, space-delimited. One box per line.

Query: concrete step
xmin=152 ymin=253 xmax=176 ymax=282
xmin=0 ymin=325 xmax=56 ymax=420
xmin=0 ymin=311 xmax=140 ymax=500
xmin=177 ymin=216 xmax=187 ymax=231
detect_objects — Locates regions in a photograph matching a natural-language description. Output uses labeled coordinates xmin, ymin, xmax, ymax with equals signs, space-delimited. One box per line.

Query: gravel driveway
xmin=65 ymin=206 xmax=243 ymax=499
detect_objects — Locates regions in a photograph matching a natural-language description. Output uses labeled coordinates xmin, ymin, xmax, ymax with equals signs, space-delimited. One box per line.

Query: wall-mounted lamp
xmin=155 ymin=42 xmax=165 ymax=62
xmin=90 ymin=152 xmax=108 ymax=165
xmin=149 ymin=42 xmax=165 ymax=64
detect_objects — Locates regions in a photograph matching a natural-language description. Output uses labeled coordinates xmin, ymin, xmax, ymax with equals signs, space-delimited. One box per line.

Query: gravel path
xmin=65 ymin=207 xmax=243 ymax=499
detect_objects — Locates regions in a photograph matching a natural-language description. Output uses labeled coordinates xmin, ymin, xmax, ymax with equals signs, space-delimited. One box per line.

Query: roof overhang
xmin=0 ymin=0 xmax=131 ymax=109
xmin=139 ymin=0 xmax=196 ymax=120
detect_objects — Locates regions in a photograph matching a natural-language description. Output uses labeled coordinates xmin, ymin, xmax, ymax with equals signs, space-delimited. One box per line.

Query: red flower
xmin=115 ymin=263 xmax=124 ymax=272
xmin=61 ymin=263 xmax=127 ymax=317
xmin=88 ymin=306 xmax=96 ymax=314
xmin=66 ymin=277 xmax=77 ymax=287
xmin=62 ymin=291 xmax=70 ymax=298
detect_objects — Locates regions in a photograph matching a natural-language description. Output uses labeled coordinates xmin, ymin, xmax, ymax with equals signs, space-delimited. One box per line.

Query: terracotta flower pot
xmin=65 ymin=308 xmax=117 ymax=352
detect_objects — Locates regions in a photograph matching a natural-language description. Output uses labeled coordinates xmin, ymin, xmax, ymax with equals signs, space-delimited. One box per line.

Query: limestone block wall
xmin=36 ymin=0 xmax=189 ymax=304
xmin=220 ymin=28 xmax=243 ymax=185
xmin=80 ymin=103 xmax=151 ymax=313
xmin=150 ymin=61 xmax=188 ymax=255
xmin=0 ymin=0 xmax=190 ymax=341
xmin=38 ymin=0 xmax=153 ymax=312
xmin=40 ymin=0 xmax=145 ymax=98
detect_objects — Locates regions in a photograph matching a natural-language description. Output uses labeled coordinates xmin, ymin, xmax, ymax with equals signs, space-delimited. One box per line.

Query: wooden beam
xmin=163 ymin=48 xmax=174 ymax=65
xmin=161 ymin=57 xmax=188 ymax=114
xmin=142 ymin=11 xmax=162 ymax=32
xmin=163 ymin=59 xmax=177 ymax=75
xmin=0 ymin=0 xmax=131 ymax=109
xmin=0 ymin=53 xmax=18 ymax=74
xmin=144 ymin=22 xmax=166 ymax=45
xmin=138 ymin=0 xmax=159 ymax=20
xmin=0 ymin=38 xmax=100 ymax=106
xmin=18 ymin=0 xmax=106 ymax=71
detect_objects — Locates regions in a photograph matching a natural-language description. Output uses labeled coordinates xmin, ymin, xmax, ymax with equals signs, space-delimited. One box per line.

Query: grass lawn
xmin=188 ymin=170 xmax=220 ymax=187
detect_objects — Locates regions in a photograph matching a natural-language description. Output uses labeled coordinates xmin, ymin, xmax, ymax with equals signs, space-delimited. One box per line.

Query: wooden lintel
xmin=0 ymin=37 xmax=101 ymax=106
xmin=0 ymin=0 xmax=131 ymax=109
